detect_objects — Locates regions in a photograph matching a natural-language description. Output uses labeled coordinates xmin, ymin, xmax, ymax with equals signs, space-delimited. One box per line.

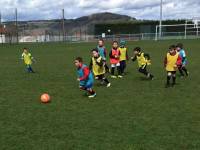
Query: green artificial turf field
xmin=0 ymin=39 xmax=200 ymax=150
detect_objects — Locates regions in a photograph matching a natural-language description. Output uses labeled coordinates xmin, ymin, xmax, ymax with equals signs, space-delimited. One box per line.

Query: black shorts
xmin=167 ymin=71 xmax=176 ymax=75
xmin=95 ymin=74 xmax=105 ymax=79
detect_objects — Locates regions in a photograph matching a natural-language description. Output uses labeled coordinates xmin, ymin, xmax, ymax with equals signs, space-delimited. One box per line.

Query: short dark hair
xmin=112 ymin=41 xmax=118 ymax=44
xmin=91 ymin=48 xmax=98 ymax=53
xmin=98 ymin=39 xmax=104 ymax=42
xmin=176 ymin=43 xmax=183 ymax=49
xmin=75 ymin=57 xmax=83 ymax=62
xmin=134 ymin=47 xmax=141 ymax=52
xmin=23 ymin=47 xmax=28 ymax=50
xmin=169 ymin=45 xmax=176 ymax=50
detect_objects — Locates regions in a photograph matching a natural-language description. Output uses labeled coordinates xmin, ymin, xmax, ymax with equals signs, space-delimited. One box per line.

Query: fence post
xmin=184 ymin=21 xmax=187 ymax=39
xmin=155 ymin=25 xmax=158 ymax=41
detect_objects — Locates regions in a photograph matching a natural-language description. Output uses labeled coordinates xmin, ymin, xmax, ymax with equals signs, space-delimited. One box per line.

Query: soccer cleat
xmin=150 ymin=75 xmax=154 ymax=80
xmin=88 ymin=93 xmax=96 ymax=98
xmin=118 ymin=75 xmax=123 ymax=78
xmin=111 ymin=75 xmax=117 ymax=79
xmin=106 ymin=83 xmax=111 ymax=88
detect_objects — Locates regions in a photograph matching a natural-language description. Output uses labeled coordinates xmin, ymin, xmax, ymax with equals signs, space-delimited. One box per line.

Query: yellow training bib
xmin=92 ymin=57 xmax=105 ymax=76
xmin=166 ymin=53 xmax=179 ymax=71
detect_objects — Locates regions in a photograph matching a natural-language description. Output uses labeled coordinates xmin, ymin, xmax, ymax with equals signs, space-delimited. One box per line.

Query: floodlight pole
xmin=0 ymin=11 xmax=2 ymax=25
xmin=159 ymin=0 xmax=163 ymax=39
xmin=196 ymin=22 xmax=199 ymax=37
xmin=62 ymin=9 xmax=65 ymax=42
xmin=15 ymin=8 xmax=19 ymax=43
xmin=184 ymin=20 xmax=187 ymax=39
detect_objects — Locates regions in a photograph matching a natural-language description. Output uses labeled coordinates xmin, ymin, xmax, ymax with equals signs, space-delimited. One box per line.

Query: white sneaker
xmin=107 ymin=83 xmax=111 ymax=87
xmin=118 ymin=75 xmax=123 ymax=78
xmin=88 ymin=93 xmax=96 ymax=98
xmin=111 ymin=75 xmax=117 ymax=79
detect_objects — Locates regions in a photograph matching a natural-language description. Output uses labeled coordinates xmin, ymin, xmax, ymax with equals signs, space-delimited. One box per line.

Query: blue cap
xmin=120 ymin=40 xmax=126 ymax=46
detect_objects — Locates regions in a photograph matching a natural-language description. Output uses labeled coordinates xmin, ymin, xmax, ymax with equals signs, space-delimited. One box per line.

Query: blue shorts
xmin=80 ymin=80 xmax=93 ymax=89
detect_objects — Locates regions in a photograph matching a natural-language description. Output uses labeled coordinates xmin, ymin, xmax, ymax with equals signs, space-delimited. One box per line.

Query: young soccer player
xmin=119 ymin=40 xmax=129 ymax=75
xmin=164 ymin=45 xmax=182 ymax=88
xmin=21 ymin=48 xmax=35 ymax=73
xmin=74 ymin=57 xmax=96 ymax=98
xmin=131 ymin=47 xmax=154 ymax=80
xmin=109 ymin=41 xmax=122 ymax=78
xmin=97 ymin=39 xmax=109 ymax=72
xmin=176 ymin=43 xmax=189 ymax=77
xmin=89 ymin=49 xmax=111 ymax=87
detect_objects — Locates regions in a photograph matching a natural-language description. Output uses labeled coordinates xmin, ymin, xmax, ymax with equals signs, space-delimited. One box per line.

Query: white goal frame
xmin=155 ymin=19 xmax=200 ymax=40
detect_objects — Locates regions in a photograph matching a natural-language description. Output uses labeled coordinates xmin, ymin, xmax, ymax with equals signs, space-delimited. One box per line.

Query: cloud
xmin=0 ymin=0 xmax=200 ymax=21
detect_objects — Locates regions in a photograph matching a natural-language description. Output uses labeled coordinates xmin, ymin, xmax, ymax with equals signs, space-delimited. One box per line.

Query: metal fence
xmin=1 ymin=31 xmax=200 ymax=44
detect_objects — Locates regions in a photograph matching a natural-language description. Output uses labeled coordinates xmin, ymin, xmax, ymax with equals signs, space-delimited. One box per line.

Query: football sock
xmin=117 ymin=66 xmax=121 ymax=75
xmin=111 ymin=67 xmax=115 ymax=75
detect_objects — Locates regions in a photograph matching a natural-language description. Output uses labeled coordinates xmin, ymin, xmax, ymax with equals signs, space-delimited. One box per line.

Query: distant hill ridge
xmin=3 ymin=12 xmax=136 ymax=35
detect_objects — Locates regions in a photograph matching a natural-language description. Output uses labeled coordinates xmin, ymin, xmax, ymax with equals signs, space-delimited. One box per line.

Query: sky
xmin=0 ymin=0 xmax=200 ymax=21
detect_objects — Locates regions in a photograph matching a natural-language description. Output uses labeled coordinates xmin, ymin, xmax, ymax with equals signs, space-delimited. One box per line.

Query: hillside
xmin=3 ymin=12 xmax=136 ymax=35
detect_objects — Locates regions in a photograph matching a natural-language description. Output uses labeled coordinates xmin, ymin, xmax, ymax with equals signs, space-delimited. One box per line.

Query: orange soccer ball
xmin=40 ymin=93 xmax=50 ymax=103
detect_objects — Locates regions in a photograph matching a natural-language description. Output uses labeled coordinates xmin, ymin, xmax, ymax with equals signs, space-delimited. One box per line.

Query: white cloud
xmin=0 ymin=0 xmax=200 ymax=21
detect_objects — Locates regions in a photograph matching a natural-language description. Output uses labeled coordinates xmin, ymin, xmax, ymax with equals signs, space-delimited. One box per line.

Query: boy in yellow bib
xmin=89 ymin=49 xmax=111 ymax=87
xmin=131 ymin=47 xmax=154 ymax=80
xmin=164 ymin=45 xmax=182 ymax=88
xmin=119 ymin=40 xmax=129 ymax=75
xmin=21 ymin=48 xmax=35 ymax=73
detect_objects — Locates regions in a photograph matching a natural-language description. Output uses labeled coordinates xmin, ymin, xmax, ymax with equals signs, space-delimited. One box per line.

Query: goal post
xmin=155 ymin=19 xmax=200 ymax=40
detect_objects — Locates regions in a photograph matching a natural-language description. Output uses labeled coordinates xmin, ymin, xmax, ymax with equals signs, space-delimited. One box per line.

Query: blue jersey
xmin=97 ymin=46 xmax=106 ymax=60
xmin=77 ymin=64 xmax=94 ymax=88
xmin=179 ymin=49 xmax=187 ymax=65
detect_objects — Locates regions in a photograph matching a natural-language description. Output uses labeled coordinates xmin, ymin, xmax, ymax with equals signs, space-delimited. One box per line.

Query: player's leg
xmin=124 ymin=60 xmax=127 ymax=73
xmin=27 ymin=64 xmax=35 ymax=73
xmin=182 ymin=66 xmax=189 ymax=76
xmin=166 ymin=71 xmax=172 ymax=88
xmin=138 ymin=64 xmax=153 ymax=79
xmin=117 ymin=63 xmax=122 ymax=78
xmin=26 ymin=65 xmax=31 ymax=72
xmin=178 ymin=65 xmax=184 ymax=77
xmin=102 ymin=74 xmax=111 ymax=87
xmin=85 ymin=80 xmax=96 ymax=98
xmin=104 ymin=62 xmax=110 ymax=73
xmin=120 ymin=61 xmax=125 ymax=75
xmin=80 ymin=86 xmax=87 ymax=91
xmin=172 ymin=71 xmax=176 ymax=86
xmin=111 ymin=64 xmax=117 ymax=78
xmin=96 ymin=74 xmax=104 ymax=85
xmin=138 ymin=65 xmax=148 ymax=75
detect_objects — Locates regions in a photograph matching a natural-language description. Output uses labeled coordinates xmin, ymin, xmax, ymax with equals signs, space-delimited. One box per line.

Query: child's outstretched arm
xmin=131 ymin=55 xmax=137 ymax=62
xmin=96 ymin=58 xmax=104 ymax=67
